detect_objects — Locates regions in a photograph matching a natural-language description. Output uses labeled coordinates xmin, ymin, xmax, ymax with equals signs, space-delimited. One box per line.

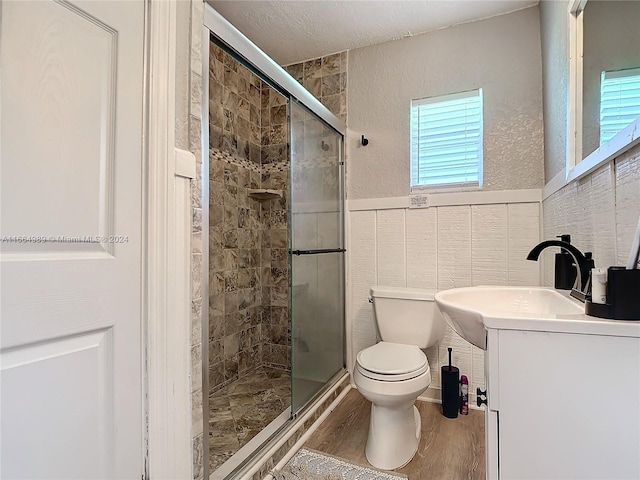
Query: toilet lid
xmin=357 ymin=342 xmax=427 ymax=375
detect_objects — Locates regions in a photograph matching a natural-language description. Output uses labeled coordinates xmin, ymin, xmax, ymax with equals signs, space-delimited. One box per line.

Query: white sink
xmin=434 ymin=286 xmax=584 ymax=350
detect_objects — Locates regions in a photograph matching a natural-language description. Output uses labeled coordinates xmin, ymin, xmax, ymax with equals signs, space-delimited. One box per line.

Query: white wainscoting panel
xmin=615 ymin=152 xmax=640 ymax=266
xmin=542 ymin=149 xmax=640 ymax=287
xmin=437 ymin=206 xmax=472 ymax=290
xmin=349 ymin=211 xmax=378 ymax=371
xmin=375 ymin=209 xmax=406 ymax=287
xmin=437 ymin=323 xmax=472 ymax=390
xmin=471 ymin=347 xmax=486 ymax=398
xmin=406 ymin=208 xmax=438 ymax=290
xmin=348 ymin=198 xmax=541 ymax=398
xmin=590 ymin=165 xmax=617 ymax=268
xmin=471 ymin=204 xmax=508 ymax=286
xmin=507 ymin=203 xmax=541 ymax=285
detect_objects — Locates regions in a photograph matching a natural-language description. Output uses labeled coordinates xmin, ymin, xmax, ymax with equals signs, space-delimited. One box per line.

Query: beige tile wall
xmin=209 ymin=43 xmax=267 ymax=394
xmin=260 ymin=84 xmax=292 ymax=370
xmin=201 ymin=45 xmax=349 ymax=479
xmin=284 ymin=52 xmax=348 ymax=125
xmin=185 ymin=1 xmax=205 ymax=479
xmin=208 ymin=42 xmax=293 ymax=390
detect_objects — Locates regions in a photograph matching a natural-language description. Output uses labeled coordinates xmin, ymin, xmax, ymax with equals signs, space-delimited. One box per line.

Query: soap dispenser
xmin=555 ymin=234 xmax=577 ymax=290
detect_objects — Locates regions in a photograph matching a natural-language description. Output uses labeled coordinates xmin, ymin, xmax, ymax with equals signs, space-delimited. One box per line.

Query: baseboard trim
xmin=417 ymin=387 xmax=442 ymax=404
xmin=418 ymin=386 xmax=483 ymax=411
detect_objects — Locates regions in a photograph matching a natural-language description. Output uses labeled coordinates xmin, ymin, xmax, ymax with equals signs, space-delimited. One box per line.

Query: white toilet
xmin=353 ymin=285 xmax=446 ymax=471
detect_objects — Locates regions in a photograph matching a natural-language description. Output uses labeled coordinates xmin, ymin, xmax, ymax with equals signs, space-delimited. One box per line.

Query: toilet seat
xmin=356 ymin=342 xmax=429 ymax=382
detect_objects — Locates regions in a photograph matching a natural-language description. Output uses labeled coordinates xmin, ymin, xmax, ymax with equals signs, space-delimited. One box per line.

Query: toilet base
xmin=365 ymin=402 xmax=422 ymax=470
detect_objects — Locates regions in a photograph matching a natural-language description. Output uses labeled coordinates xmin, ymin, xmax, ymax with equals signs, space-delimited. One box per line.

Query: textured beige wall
xmin=539 ymin=0 xmax=569 ymax=182
xmin=347 ymin=6 xmax=544 ymax=200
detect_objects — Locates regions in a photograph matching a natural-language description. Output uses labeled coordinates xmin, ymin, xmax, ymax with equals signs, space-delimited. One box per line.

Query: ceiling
xmin=208 ymin=0 xmax=538 ymax=66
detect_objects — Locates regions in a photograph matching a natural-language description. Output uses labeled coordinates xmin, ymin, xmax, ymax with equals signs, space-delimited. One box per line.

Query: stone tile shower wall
xmin=208 ymin=42 xmax=291 ymax=394
xmin=261 ymin=84 xmax=291 ymax=369
xmin=284 ymin=52 xmax=348 ymax=124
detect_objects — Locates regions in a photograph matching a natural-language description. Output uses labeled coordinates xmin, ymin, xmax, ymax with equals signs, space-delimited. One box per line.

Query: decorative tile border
xmin=211 ymin=148 xmax=262 ymax=174
xmin=262 ymin=161 xmax=290 ymax=174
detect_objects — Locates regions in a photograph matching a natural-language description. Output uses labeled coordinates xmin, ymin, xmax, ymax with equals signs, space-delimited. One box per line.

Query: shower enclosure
xmin=289 ymin=100 xmax=345 ymax=413
xmin=203 ymin=7 xmax=346 ymax=479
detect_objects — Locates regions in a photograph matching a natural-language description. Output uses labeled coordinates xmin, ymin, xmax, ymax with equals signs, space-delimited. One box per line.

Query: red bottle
xmin=460 ymin=375 xmax=469 ymax=415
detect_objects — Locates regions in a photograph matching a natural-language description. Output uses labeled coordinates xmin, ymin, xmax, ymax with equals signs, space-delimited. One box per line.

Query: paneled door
xmin=1 ymin=1 xmax=146 ymax=478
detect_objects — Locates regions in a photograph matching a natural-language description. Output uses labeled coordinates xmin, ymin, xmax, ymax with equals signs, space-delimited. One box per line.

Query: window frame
xmin=410 ymin=88 xmax=484 ymax=192
xmin=599 ymin=67 xmax=640 ymax=146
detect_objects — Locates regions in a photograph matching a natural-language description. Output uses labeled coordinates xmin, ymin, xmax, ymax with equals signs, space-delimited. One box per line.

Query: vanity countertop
xmin=480 ymin=287 xmax=640 ymax=338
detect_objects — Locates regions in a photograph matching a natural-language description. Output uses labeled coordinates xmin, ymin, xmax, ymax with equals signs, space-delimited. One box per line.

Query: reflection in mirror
xmin=580 ymin=0 xmax=640 ymax=161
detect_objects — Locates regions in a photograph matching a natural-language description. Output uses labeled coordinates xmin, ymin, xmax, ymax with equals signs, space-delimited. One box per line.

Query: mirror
xmin=570 ymin=0 xmax=640 ymax=166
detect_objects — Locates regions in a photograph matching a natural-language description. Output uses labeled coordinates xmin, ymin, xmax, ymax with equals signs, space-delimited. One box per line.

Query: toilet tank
xmin=370 ymin=285 xmax=446 ymax=349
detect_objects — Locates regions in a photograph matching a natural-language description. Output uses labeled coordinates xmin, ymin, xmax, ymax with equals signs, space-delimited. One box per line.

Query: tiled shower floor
xmin=209 ymin=366 xmax=291 ymax=471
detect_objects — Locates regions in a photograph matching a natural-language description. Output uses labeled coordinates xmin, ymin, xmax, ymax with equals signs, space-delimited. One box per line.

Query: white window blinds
xmin=600 ymin=68 xmax=640 ymax=146
xmin=411 ymin=89 xmax=483 ymax=189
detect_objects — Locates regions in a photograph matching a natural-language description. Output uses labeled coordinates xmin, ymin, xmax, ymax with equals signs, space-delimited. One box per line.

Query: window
xmin=600 ymin=67 xmax=640 ymax=146
xmin=411 ymin=89 xmax=483 ymax=189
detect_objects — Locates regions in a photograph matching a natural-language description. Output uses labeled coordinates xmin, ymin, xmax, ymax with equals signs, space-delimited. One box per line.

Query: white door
xmin=1 ymin=1 xmax=145 ymax=478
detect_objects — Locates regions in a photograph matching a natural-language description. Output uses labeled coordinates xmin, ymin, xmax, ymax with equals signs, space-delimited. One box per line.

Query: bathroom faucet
xmin=526 ymin=240 xmax=591 ymax=302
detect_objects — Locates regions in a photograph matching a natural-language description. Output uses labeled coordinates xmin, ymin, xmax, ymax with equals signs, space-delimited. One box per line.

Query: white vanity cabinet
xmin=484 ymin=327 xmax=640 ymax=480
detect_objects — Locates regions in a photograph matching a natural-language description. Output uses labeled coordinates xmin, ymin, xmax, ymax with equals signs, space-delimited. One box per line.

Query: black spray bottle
xmin=555 ymin=234 xmax=577 ymax=290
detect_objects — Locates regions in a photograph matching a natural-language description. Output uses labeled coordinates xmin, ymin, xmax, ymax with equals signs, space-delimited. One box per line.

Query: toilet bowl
xmin=353 ymin=286 xmax=445 ymax=471
xmin=354 ymin=342 xmax=431 ymax=470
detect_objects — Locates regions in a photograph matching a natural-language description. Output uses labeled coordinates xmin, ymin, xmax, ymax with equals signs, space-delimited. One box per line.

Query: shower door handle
xmin=289 ymin=248 xmax=346 ymax=256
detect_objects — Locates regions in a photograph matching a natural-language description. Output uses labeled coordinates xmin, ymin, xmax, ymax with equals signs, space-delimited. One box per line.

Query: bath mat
xmin=273 ymin=448 xmax=408 ymax=480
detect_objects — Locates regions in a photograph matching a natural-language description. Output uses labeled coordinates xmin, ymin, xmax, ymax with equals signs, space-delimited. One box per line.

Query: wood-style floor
xmin=305 ymin=389 xmax=485 ymax=480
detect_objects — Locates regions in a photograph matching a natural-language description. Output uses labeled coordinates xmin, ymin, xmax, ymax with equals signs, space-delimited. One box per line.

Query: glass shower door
xmin=289 ymin=100 xmax=345 ymax=414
